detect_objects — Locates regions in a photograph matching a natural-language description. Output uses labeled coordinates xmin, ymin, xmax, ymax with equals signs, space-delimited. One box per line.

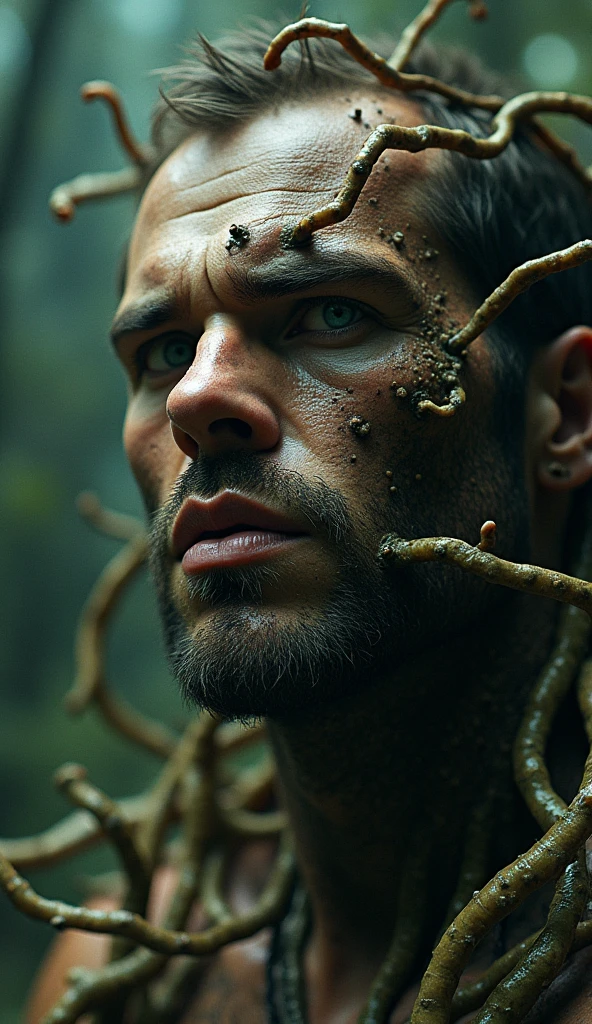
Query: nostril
xmin=208 ymin=417 xmax=253 ymax=439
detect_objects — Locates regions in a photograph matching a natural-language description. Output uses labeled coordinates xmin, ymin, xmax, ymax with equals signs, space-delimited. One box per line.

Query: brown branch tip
xmin=49 ymin=81 xmax=153 ymax=222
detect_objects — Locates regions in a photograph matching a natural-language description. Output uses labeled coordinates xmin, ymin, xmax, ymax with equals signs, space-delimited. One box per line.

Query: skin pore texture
xmin=35 ymin=90 xmax=592 ymax=1024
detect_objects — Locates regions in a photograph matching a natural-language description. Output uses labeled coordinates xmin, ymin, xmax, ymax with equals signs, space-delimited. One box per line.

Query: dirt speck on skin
xmin=368 ymin=197 xmax=379 ymax=207
xmin=350 ymin=455 xmax=357 ymax=463
xmin=349 ymin=108 xmax=362 ymax=121
xmin=376 ymin=229 xmax=465 ymax=414
xmin=225 ymin=223 xmax=250 ymax=252
xmin=349 ymin=416 xmax=371 ymax=437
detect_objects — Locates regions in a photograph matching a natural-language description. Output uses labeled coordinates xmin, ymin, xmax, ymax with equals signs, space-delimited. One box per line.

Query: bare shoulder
xmin=177 ymin=840 xmax=272 ymax=1023
xmin=26 ymin=864 xmax=188 ymax=1022
xmin=25 ymin=893 xmax=119 ymax=1024
xmin=26 ymin=898 xmax=269 ymax=1024
xmin=178 ymin=930 xmax=268 ymax=1024
xmin=26 ymin=840 xmax=275 ymax=1024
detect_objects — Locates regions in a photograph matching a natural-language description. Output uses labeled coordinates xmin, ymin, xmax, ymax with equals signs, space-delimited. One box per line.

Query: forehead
xmin=126 ymin=93 xmax=443 ymax=303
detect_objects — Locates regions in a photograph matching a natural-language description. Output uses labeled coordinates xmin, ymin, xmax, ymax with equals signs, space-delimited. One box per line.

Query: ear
xmin=532 ymin=326 xmax=592 ymax=492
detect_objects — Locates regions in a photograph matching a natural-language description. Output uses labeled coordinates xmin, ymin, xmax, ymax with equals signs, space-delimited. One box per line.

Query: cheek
xmin=324 ymin=350 xmax=498 ymax=537
xmin=289 ymin=366 xmax=413 ymax=530
xmin=123 ymin=403 xmax=184 ymax=509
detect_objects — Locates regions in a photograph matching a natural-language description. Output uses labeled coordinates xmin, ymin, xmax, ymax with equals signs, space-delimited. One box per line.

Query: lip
xmin=170 ymin=492 xmax=310 ymax=572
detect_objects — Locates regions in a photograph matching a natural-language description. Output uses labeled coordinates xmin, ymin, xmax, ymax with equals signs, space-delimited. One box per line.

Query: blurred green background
xmin=0 ymin=0 xmax=591 ymax=1018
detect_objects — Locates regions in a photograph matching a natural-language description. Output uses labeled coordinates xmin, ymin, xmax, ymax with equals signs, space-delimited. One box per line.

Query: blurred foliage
xmin=0 ymin=0 xmax=591 ymax=1019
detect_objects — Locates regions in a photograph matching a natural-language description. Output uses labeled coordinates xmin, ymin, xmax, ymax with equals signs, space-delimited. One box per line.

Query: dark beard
xmin=148 ymin=453 xmax=407 ymax=721
xmin=146 ymin=437 xmax=530 ymax=722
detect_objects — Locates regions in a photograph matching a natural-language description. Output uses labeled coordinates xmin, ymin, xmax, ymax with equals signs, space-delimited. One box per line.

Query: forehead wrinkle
xmin=200 ymin=233 xmax=222 ymax=314
xmin=165 ymin=185 xmax=335 ymax=222
xmin=142 ymin=138 xmax=340 ymax=230
xmin=170 ymin=163 xmax=333 ymax=200
xmin=136 ymin=105 xmax=441 ymax=252
xmin=130 ymin=97 xmax=454 ymax=320
xmin=173 ymin=160 xmax=252 ymax=194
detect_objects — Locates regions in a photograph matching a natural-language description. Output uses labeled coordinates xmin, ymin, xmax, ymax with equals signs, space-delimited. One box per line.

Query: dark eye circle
xmin=322 ymin=301 xmax=359 ymax=329
xmin=145 ymin=335 xmax=195 ymax=373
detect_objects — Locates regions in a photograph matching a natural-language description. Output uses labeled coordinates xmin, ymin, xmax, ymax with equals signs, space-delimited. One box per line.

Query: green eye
xmin=145 ymin=335 xmax=195 ymax=373
xmin=164 ymin=339 xmax=194 ymax=366
xmin=322 ymin=301 xmax=359 ymax=328
xmin=295 ymin=299 xmax=364 ymax=336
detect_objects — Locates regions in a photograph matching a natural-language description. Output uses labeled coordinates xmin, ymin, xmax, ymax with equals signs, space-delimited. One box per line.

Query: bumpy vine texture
xmin=3 ymin=1 xmax=592 ymax=1021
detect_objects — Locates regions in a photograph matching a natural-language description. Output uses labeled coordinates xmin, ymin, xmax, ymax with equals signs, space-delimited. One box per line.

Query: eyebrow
xmin=110 ymin=250 xmax=422 ymax=349
xmin=110 ymin=296 xmax=179 ymax=350
xmin=229 ymin=250 xmax=422 ymax=307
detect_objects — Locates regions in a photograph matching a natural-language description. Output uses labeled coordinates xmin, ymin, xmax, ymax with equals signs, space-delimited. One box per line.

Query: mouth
xmin=170 ymin=493 xmax=309 ymax=574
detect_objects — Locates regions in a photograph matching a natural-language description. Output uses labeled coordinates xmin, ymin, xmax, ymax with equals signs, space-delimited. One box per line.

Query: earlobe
xmin=535 ymin=326 xmax=592 ymax=493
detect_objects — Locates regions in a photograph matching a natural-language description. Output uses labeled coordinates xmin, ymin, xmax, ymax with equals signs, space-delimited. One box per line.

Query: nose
xmin=166 ymin=321 xmax=281 ymax=459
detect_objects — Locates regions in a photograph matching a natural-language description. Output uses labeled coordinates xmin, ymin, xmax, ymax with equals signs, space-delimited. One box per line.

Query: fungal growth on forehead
xmin=5 ymin=4 xmax=591 ymax=1024
xmin=225 ymin=223 xmax=251 ymax=251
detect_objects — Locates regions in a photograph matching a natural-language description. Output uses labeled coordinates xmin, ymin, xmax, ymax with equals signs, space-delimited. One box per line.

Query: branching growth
xmin=390 ymin=0 xmax=488 ymax=72
xmin=19 ymin=1 xmax=592 ymax=1021
xmin=49 ymin=82 xmax=153 ymax=222
xmin=273 ymin=91 xmax=592 ymax=247
xmin=447 ymin=241 xmax=592 ymax=355
xmin=379 ymin=509 xmax=592 ymax=1022
xmin=0 ymin=496 xmax=284 ymax=1022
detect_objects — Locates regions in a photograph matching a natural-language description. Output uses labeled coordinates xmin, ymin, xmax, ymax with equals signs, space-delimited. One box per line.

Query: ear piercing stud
xmin=548 ymin=461 xmax=571 ymax=479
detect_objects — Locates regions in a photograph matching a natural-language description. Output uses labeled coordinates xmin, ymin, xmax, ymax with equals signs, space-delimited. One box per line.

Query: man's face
xmin=113 ymin=93 xmax=529 ymax=719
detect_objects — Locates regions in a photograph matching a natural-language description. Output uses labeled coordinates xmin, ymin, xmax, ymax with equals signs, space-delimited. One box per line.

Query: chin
xmin=161 ymin=591 xmax=390 ymax=722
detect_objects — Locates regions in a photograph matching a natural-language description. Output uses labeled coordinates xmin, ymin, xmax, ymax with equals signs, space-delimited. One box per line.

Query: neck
xmin=267 ymin=591 xmax=560 ymax=1017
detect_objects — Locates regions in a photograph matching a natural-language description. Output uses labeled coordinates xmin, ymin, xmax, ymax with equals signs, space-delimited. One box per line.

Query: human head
xmin=112 ymin=25 xmax=592 ymax=719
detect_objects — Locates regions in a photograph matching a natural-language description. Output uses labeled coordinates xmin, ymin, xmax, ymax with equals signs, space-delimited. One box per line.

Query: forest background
xmin=1 ymin=0 xmax=591 ymax=1019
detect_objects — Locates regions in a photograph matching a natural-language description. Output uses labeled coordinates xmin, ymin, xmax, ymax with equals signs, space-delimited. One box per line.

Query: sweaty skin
xmin=29 ymin=91 xmax=592 ymax=1023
